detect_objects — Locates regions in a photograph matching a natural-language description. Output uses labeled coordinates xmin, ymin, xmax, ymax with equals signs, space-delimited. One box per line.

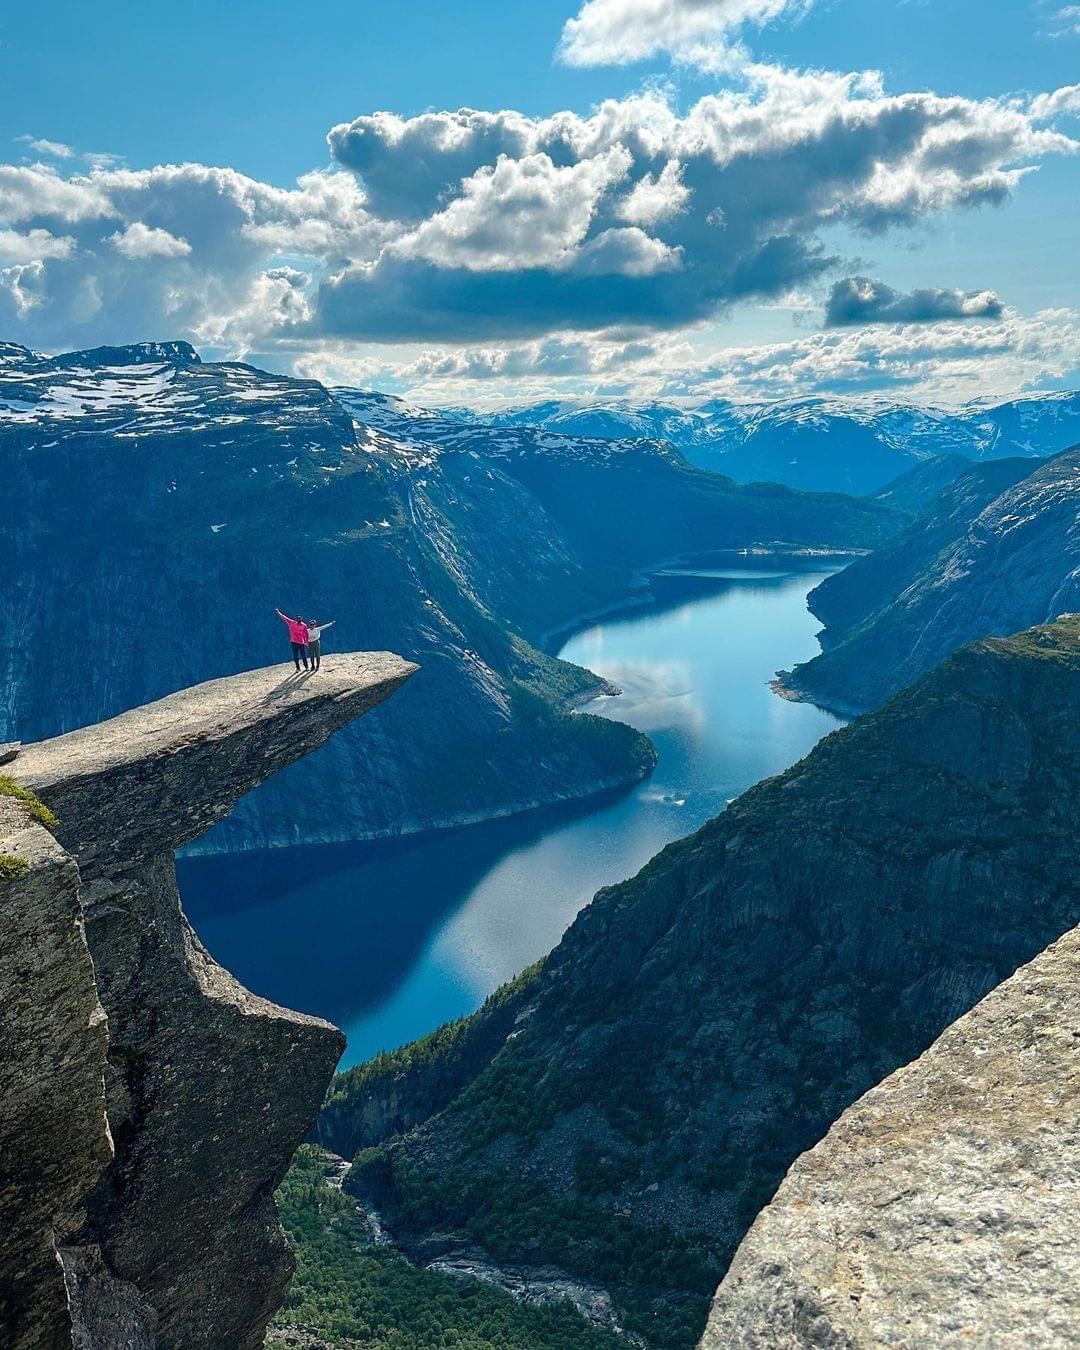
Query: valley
xmin=180 ymin=561 xmax=843 ymax=1067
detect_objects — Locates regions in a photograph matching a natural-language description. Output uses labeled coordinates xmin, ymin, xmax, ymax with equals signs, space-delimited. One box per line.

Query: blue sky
xmin=1 ymin=0 xmax=1078 ymax=404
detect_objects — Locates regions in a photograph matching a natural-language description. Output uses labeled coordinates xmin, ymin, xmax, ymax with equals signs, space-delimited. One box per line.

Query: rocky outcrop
xmin=779 ymin=447 xmax=1080 ymax=714
xmin=702 ymin=926 xmax=1080 ymax=1348
xmin=336 ymin=620 xmax=1080 ymax=1345
xmin=0 ymin=653 xmax=414 ymax=1349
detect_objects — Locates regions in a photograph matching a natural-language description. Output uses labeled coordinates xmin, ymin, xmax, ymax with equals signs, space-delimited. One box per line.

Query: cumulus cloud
xmin=557 ymin=0 xmax=809 ymax=71
xmin=0 ymin=67 xmax=1077 ymax=371
xmin=654 ymin=307 xmax=1080 ymax=403
xmin=16 ymin=136 xmax=74 ymax=160
xmin=315 ymin=70 xmax=1076 ymax=341
xmin=0 ymin=162 xmax=372 ymax=351
xmin=0 ymin=227 xmax=75 ymax=263
xmin=108 ymin=221 xmax=192 ymax=259
xmin=825 ymin=275 xmax=1004 ymax=327
xmin=392 ymin=148 xmax=633 ymax=270
xmin=1028 ymin=82 xmax=1080 ymax=121
xmin=617 ymin=159 xmax=690 ymax=224
xmin=306 ymin=307 xmax=1079 ymax=408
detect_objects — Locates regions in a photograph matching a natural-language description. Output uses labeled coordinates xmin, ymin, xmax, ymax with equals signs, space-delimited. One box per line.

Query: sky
xmin=1 ymin=0 xmax=1078 ymax=406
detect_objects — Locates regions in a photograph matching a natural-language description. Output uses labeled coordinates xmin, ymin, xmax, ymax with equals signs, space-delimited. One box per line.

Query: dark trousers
xmin=291 ymin=642 xmax=309 ymax=670
xmin=309 ymin=639 xmax=321 ymax=670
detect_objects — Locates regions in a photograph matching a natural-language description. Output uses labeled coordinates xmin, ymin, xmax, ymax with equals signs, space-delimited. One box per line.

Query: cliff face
xmin=0 ymin=653 xmax=414 ymax=1350
xmin=780 ymin=447 xmax=1080 ymax=713
xmin=336 ymin=621 xmax=1080 ymax=1346
xmin=1 ymin=342 xmax=891 ymax=853
xmin=703 ymin=926 xmax=1079 ymax=1348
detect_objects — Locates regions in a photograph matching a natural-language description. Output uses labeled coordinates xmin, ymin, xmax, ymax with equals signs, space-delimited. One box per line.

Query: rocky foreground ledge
xmin=702 ymin=926 xmax=1079 ymax=1348
xmin=0 ymin=654 xmax=415 ymax=1350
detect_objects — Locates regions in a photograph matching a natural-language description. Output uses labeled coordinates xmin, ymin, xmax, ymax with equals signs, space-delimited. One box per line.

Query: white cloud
xmin=393 ymin=148 xmax=633 ymax=271
xmin=0 ymin=66 xmax=1076 ymax=379
xmin=317 ymin=69 xmax=1077 ymax=340
xmin=286 ymin=307 xmax=1080 ymax=409
xmin=1 ymin=260 xmax=46 ymax=315
xmin=0 ymin=227 xmax=75 ymax=263
xmin=1028 ymin=83 xmax=1080 ymax=121
xmin=557 ymin=0 xmax=810 ymax=71
xmin=1046 ymin=5 xmax=1080 ymax=37
xmin=16 ymin=136 xmax=74 ymax=160
xmin=617 ymin=159 xmax=690 ymax=225
xmin=108 ymin=221 xmax=192 ymax=259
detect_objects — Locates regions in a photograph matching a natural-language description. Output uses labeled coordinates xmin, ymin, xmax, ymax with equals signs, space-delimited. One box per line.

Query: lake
xmin=180 ymin=562 xmax=844 ymax=1069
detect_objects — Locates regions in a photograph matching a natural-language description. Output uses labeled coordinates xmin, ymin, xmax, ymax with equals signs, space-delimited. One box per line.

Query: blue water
xmin=180 ymin=564 xmax=843 ymax=1069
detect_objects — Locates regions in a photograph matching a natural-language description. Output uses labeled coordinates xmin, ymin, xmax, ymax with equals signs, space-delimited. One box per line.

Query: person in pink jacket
xmin=275 ymin=608 xmax=311 ymax=671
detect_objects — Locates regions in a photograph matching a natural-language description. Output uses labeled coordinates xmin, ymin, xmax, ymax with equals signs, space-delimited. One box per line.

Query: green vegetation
xmin=319 ymin=963 xmax=547 ymax=1159
xmin=0 ymin=775 xmax=57 ymax=829
xmin=0 ymin=853 xmax=30 ymax=883
xmin=326 ymin=962 xmax=545 ymax=1111
xmin=348 ymin=1148 xmax=718 ymax=1349
xmin=272 ymin=1146 xmax=622 ymax=1350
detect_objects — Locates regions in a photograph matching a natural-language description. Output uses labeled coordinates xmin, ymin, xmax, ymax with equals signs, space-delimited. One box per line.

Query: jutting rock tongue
xmin=1 ymin=653 xmax=415 ymax=1350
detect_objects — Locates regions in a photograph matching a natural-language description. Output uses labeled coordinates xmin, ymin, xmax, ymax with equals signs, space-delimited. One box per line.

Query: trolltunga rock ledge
xmin=1 ymin=653 xmax=415 ymax=1350
xmin=13 ymin=651 xmax=418 ymax=868
xmin=701 ymin=925 xmax=1080 ymax=1349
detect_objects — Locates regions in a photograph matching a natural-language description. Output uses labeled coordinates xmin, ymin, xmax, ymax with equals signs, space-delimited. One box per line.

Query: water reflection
xmin=181 ymin=564 xmax=843 ymax=1068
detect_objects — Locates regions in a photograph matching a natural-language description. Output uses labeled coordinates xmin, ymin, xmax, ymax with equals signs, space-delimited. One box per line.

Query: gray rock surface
xmin=0 ymin=800 xmax=110 ymax=1350
xmin=702 ymin=927 xmax=1080 ymax=1348
xmin=1 ymin=653 xmax=414 ymax=1349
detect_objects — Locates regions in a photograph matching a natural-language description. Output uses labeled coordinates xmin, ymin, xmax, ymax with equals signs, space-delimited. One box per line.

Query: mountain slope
xmin=458 ymin=391 xmax=1080 ymax=495
xmin=328 ymin=619 xmax=1080 ymax=1347
xmin=780 ymin=446 xmax=1080 ymax=713
xmin=1 ymin=342 xmax=892 ymax=851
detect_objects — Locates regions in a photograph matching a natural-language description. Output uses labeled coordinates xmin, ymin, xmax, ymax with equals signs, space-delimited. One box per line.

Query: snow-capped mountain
xmin=449 ymin=391 xmax=1080 ymax=496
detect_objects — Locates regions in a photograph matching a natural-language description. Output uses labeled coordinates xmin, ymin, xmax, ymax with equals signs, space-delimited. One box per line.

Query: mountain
xmin=322 ymin=618 xmax=1080 ymax=1348
xmin=453 ymin=391 xmax=1080 ymax=495
xmin=779 ymin=445 xmax=1080 ymax=713
xmin=0 ymin=342 xmax=892 ymax=852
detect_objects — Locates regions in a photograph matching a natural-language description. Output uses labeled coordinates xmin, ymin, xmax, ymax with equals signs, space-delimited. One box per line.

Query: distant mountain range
xmin=778 ymin=445 xmax=1080 ymax=713
xmin=449 ymin=391 xmax=1080 ymax=496
xmin=0 ymin=341 xmax=889 ymax=851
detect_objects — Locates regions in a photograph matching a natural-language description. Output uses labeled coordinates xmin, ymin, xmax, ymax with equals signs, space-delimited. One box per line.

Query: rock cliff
xmin=335 ymin=620 xmax=1080 ymax=1346
xmin=702 ymin=926 xmax=1079 ymax=1348
xmin=0 ymin=653 xmax=414 ymax=1349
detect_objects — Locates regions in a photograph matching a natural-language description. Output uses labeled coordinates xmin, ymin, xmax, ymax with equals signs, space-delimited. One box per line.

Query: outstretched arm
xmin=324 ymin=620 xmax=336 ymax=630
xmin=275 ymin=608 xmax=289 ymax=624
